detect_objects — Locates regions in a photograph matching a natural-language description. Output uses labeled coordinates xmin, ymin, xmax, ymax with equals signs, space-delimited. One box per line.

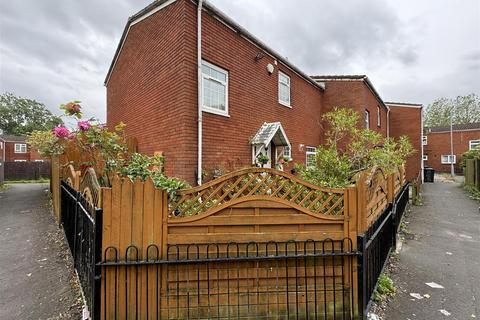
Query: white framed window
xmin=364 ymin=110 xmax=370 ymax=129
xmin=422 ymin=155 xmax=428 ymax=161
xmin=201 ymin=61 xmax=228 ymax=116
xmin=306 ymin=146 xmax=316 ymax=168
xmin=14 ymin=159 xmax=27 ymax=162
xmin=377 ymin=106 xmax=381 ymax=127
xmin=469 ymin=140 xmax=480 ymax=150
xmin=441 ymin=155 xmax=456 ymax=164
xmin=14 ymin=143 xmax=27 ymax=153
xmin=278 ymin=71 xmax=291 ymax=107
xmin=0 ymin=142 xmax=3 ymax=149
xmin=34 ymin=159 xmax=44 ymax=162
xmin=282 ymin=145 xmax=291 ymax=158
xmin=422 ymin=136 xmax=428 ymax=145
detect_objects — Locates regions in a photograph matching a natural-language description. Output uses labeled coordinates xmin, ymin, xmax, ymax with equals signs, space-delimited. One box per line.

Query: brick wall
xmin=3 ymin=141 xmax=31 ymax=162
xmin=321 ymin=81 xmax=388 ymax=137
xmin=388 ymin=105 xmax=422 ymax=181
xmin=424 ymin=129 xmax=480 ymax=173
xmin=107 ymin=0 xmax=324 ymax=185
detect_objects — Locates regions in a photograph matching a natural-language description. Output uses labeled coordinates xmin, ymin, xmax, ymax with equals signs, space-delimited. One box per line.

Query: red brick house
xmin=311 ymin=75 xmax=389 ymax=137
xmin=105 ymin=0 xmax=417 ymax=185
xmin=386 ymin=102 xmax=423 ymax=181
xmin=423 ymin=123 xmax=480 ymax=173
xmin=0 ymin=135 xmax=44 ymax=163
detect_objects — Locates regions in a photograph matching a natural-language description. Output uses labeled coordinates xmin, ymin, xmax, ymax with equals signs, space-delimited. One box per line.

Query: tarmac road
xmin=384 ymin=179 xmax=479 ymax=319
xmin=0 ymin=183 xmax=82 ymax=319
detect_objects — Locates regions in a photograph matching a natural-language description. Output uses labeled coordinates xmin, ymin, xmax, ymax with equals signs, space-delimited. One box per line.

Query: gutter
xmin=197 ymin=0 xmax=204 ymax=186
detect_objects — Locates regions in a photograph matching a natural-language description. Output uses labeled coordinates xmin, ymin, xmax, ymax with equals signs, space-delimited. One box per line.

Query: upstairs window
xmin=469 ymin=140 xmax=480 ymax=150
xmin=202 ymin=61 xmax=228 ymax=116
xmin=278 ymin=72 xmax=291 ymax=107
xmin=377 ymin=106 xmax=381 ymax=127
xmin=14 ymin=143 xmax=27 ymax=153
xmin=306 ymin=146 xmax=316 ymax=168
xmin=422 ymin=155 xmax=428 ymax=161
xmin=422 ymin=136 xmax=428 ymax=145
xmin=364 ymin=110 xmax=370 ymax=129
xmin=441 ymin=155 xmax=456 ymax=164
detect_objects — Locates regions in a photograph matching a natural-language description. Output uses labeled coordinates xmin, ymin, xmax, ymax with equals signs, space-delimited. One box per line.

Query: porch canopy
xmin=251 ymin=122 xmax=291 ymax=162
xmin=251 ymin=122 xmax=290 ymax=147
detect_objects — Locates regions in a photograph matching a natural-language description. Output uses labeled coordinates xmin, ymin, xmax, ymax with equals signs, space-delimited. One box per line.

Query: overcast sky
xmin=1 ymin=0 xmax=479 ymax=121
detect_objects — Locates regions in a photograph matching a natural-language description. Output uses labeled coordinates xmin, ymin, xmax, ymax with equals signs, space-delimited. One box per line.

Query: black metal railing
xmin=357 ymin=183 xmax=410 ymax=318
xmin=100 ymin=239 xmax=359 ymax=319
xmin=393 ymin=183 xmax=409 ymax=235
xmin=60 ymin=180 xmax=102 ymax=319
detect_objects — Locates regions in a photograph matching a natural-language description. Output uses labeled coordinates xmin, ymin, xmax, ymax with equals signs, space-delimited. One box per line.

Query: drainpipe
xmin=386 ymin=108 xmax=390 ymax=138
xmin=197 ymin=0 xmax=204 ymax=186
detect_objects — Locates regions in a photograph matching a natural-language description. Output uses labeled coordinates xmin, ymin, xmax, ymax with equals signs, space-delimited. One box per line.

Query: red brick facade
xmin=424 ymin=129 xmax=480 ymax=173
xmin=312 ymin=77 xmax=388 ymax=137
xmin=107 ymin=0 xmax=325 ymax=184
xmin=386 ymin=103 xmax=423 ymax=181
xmin=0 ymin=137 xmax=43 ymax=162
xmin=106 ymin=0 xmax=419 ymax=185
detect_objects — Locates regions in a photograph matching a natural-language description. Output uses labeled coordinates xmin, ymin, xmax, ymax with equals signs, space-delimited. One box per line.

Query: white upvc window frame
xmin=441 ymin=155 xmax=456 ymax=164
xmin=14 ymin=143 xmax=27 ymax=153
xmin=469 ymin=139 xmax=480 ymax=150
xmin=364 ymin=110 xmax=370 ymax=129
xmin=422 ymin=136 xmax=428 ymax=145
xmin=305 ymin=146 xmax=316 ymax=168
xmin=201 ymin=60 xmax=229 ymax=117
xmin=422 ymin=155 xmax=428 ymax=161
xmin=278 ymin=71 xmax=291 ymax=107
xmin=34 ymin=159 xmax=44 ymax=162
xmin=377 ymin=106 xmax=381 ymax=127
xmin=14 ymin=159 xmax=27 ymax=162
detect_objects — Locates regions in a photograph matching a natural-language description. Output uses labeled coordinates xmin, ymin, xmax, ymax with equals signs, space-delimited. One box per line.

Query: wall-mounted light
xmin=266 ymin=63 xmax=274 ymax=75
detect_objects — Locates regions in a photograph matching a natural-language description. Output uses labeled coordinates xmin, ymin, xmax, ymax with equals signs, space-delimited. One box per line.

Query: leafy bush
xmin=461 ymin=146 xmax=480 ymax=168
xmin=298 ymin=108 xmax=415 ymax=188
xmin=27 ymin=101 xmax=190 ymax=196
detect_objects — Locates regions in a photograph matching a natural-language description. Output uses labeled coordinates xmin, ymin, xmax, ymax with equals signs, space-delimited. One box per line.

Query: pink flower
xmin=77 ymin=121 xmax=91 ymax=131
xmin=53 ymin=126 xmax=71 ymax=138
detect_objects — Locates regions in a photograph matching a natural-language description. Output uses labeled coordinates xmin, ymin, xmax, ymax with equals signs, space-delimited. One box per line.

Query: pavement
xmin=384 ymin=178 xmax=480 ymax=319
xmin=0 ymin=183 xmax=82 ymax=319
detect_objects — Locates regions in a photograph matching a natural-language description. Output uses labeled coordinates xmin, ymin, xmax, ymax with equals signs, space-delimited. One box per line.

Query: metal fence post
xmin=93 ymin=208 xmax=103 ymax=320
xmin=357 ymin=234 xmax=367 ymax=320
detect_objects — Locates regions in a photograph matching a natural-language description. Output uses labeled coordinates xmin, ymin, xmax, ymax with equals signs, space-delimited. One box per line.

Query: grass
xmin=0 ymin=183 xmax=10 ymax=191
xmin=373 ymin=274 xmax=396 ymax=302
xmin=464 ymin=185 xmax=480 ymax=202
xmin=6 ymin=178 xmax=50 ymax=184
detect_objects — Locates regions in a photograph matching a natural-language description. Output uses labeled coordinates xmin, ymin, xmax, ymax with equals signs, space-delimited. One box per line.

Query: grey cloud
xmin=0 ymin=0 xmax=478 ymax=121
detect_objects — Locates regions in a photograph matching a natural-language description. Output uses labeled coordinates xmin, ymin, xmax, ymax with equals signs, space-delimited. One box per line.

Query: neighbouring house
xmin=0 ymin=135 xmax=45 ymax=163
xmin=423 ymin=123 xmax=480 ymax=174
xmin=386 ymin=102 xmax=423 ymax=182
xmin=311 ymin=75 xmax=389 ymax=138
xmin=105 ymin=0 xmax=422 ymax=185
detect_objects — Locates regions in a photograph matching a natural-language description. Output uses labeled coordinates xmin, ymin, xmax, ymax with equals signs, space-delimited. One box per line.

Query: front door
xmin=257 ymin=143 xmax=273 ymax=168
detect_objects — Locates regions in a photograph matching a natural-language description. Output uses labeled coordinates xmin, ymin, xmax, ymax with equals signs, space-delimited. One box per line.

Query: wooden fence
xmin=51 ymin=159 xmax=407 ymax=319
xmin=465 ymin=158 xmax=480 ymax=190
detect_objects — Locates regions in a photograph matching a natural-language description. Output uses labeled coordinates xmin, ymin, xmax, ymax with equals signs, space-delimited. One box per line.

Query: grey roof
xmin=0 ymin=134 xmax=26 ymax=142
xmin=105 ymin=0 xmax=324 ymax=91
xmin=385 ymin=101 xmax=423 ymax=107
xmin=310 ymin=75 xmax=389 ymax=111
xmin=251 ymin=122 xmax=290 ymax=147
xmin=426 ymin=122 xmax=480 ymax=133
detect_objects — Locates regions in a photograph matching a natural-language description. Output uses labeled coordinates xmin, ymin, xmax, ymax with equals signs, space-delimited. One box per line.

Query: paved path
xmin=384 ymin=180 xmax=479 ymax=319
xmin=0 ymin=184 xmax=81 ymax=319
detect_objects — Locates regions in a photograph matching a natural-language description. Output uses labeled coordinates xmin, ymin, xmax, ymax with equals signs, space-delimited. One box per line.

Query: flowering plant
xmin=28 ymin=101 xmax=189 ymax=193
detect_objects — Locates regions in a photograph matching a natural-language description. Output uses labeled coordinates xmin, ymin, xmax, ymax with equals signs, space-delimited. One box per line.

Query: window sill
xmin=202 ymin=108 xmax=230 ymax=118
xmin=278 ymin=101 xmax=292 ymax=108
